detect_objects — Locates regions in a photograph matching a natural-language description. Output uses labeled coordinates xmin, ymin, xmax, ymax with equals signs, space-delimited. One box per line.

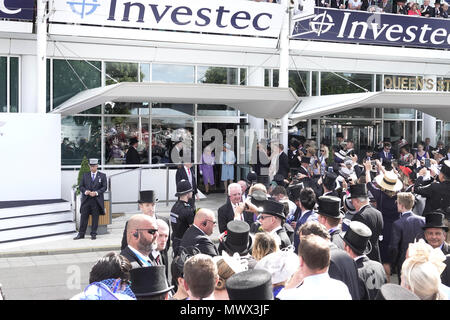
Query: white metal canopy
xmin=51 ymin=82 xmax=300 ymax=119
xmin=290 ymin=91 xmax=450 ymax=121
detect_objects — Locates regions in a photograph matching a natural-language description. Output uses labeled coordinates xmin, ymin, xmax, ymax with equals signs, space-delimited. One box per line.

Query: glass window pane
xmin=104 ymin=116 xmax=149 ymax=165
xmin=61 ymin=116 xmax=101 ymax=165
xmin=105 ymin=62 xmax=138 ymax=86
xmin=383 ymin=121 xmax=404 ymax=146
xmin=444 ymin=122 xmax=450 ymax=147
xmin=197 ymin=104 xmax=238 ymax=117
xmin=327 ymin=107 xmax=373 ymax=119
xmin=272 ymin=69 xmax=279 ymax=88
xmin=198 ymin=66 xmax=238 ymax=85
xmin=312 ymin=71 xmax=319 ymax=96
xmin=151 ymin=118 xmax=194 ymax=164
xmin=383 ymin=108 xmax=415 ymax=119
xmin=140 ymin=63 xmax=150 ymax=83
xmin=152 ymin=64 xmax=194 ymax=83
xmin=321 ymin=72 xmax=372 ymax=95
xmin=53 ymin=59 xmax=101 ymax=109
xmin=417 ymin=121 xmax=423 ymax=144
xmin=9 ymin=57 xmax=19 ymax=113
xmin=264 ymin=69 xmax=270 ymax=87
xmin=105 ymin=102 xmax=149 ymax=115
xmin=240 ymin=68 xmax=247 ymax=86
xmin=376 ymin=75 xmax=383 ymax=92
xmin=0 ymin=57 xmax=6 ymax=112
xmin=289 ymin=70 xmax=309 ymax=97
xmin=151 ymin=103 xmax=194 ymax=116
xmin=47 ymin=59 xmax=51 ymax=112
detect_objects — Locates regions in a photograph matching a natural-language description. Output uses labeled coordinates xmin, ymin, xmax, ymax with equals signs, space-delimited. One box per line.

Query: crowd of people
xmin=61 ymin=131 xmax=450 ymax=301
xmin=315 ymin=0 xmax=449 ymax=17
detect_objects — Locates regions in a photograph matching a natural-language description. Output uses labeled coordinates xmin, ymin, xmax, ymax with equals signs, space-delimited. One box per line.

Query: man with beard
xmin=120 ymin=214 xmax=159 ymax=269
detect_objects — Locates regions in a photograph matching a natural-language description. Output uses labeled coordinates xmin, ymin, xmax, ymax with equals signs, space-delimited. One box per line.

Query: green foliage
xmin=76 ymin=156 xmax=91 ymax=195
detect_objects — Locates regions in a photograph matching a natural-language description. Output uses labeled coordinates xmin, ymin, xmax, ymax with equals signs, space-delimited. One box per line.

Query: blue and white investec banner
xmin=292 ymin=7 xmax=450 ymax=49
xmin=50 ymin=0 xmax=284 ymax=38
xmin=0 ymin=0 xmax=34 ymax=20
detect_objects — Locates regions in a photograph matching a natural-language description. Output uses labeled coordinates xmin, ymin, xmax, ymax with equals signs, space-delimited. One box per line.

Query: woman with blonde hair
xmin=213 ymin=252 xmax=248 ymax=300
xmin=401 ymin=239 xmax=447 ymax=300
xmin=251 ymin=232 xmax=279 ymax=261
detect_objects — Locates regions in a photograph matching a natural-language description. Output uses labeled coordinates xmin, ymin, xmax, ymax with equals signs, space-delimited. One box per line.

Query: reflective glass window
xmin=153 ymin=64 xmax=194 ymax=83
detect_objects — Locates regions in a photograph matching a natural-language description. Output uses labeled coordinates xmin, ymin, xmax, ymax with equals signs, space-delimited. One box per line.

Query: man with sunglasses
xmin=120 ymin=214 xmax=159 ymax=269
xmin=179 ymin=208 xmax=219 ymax=257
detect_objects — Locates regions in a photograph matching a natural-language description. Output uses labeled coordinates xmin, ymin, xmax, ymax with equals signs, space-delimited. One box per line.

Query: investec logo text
xmin=313 ymin=11 xmax=450 ymax=46
xmin=0 ymin=0 xmax=22 ymax=15
xmin=67 ymin=0 xmax=274 ymax=31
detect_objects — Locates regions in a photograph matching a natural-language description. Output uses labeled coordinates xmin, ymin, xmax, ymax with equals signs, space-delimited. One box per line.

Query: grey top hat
xmin=89 ymin=158 xmax=99 ymax=166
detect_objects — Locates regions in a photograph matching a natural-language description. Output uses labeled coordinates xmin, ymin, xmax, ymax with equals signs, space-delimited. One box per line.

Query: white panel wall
xmin=0 ymin=114 xmax=61 ymax=201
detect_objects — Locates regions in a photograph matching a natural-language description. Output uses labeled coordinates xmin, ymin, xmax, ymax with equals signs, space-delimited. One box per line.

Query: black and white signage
xmin=50 ymin=0 xmax=284 ymax=38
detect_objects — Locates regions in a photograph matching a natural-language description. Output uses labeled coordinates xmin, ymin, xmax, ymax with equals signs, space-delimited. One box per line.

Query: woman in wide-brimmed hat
xmin=364 ymin=160 xmax=403 ymax=282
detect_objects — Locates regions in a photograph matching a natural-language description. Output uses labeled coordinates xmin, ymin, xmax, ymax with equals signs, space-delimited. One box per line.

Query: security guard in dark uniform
xmin=414 ymin=160 xmax=450 ymax=214
xmin=170 ymin=179 xmax=195 ymax=257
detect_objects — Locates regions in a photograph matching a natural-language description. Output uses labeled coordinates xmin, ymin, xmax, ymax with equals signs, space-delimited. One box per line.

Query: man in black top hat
xmin=219 ymin=220 xmax=257 ymax=269
xmin=318 ymin=172 xmax=339 ymax=198
xmin=74 ymin=158 xmax=107 ymax=240
xmin=422 ymin=211 xmax=449 ymax=255
xmin=257 ymin=199 xmax=292 ymax=250
xmin=334 ymin=132 xmax=345 ymax=151
xmin=170 ymin=180 xmax=195 ymax=256
xmin=348 ymin=184 xmax=384 ymax=263
xmin=130 ymin=266 xmax=173 ymax=300
xmin=414 ymin=160 xmax=450 ymax=214
xmin=342 ymin=221 xmax=387 ymax=300
xmin=125 ymin=137 xmax=140 ymax=165
xmin=288 ymin=140 xmax=302 ymax=170
xmin=226 ymin=269 xmax=273 ymax=300
xmin=317 ymin=196 xmax=345 ymax=250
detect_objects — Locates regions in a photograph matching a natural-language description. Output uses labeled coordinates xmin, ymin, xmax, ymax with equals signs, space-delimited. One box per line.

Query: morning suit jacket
xmin=420 ymin=4 xmax=433 ymax=16
xmin=125 ymin=146 xmax=140 ymax=164
xmin=414 ymin=179 xmax=450 ymax=214
xmin=328 ymin=244 xmax=362 ymax=300
xmin=276 ymin=152 xmax=290 ymax=179
xmin=175 ymin=166 xmax=198 ymax=196
xmin=355 ymin=255 xmax=387 ymax=300
xmin=120 ymin=246 xmax=149 ymax=269
xmin=79 ymin=171 xmax=108 ymax=215
xmin=442 ymin=242 xmax=450 ymax=255
xmin=275 ymin=227 xmax=292 ymax=250
xmin=389 ymin=211 xmax=425 ymax=275
xmin=288 ymin=150 xmax=302 ymax=171
xmin=377 ymin=150 xmax=393 ymax=161
xmin=352 ymin=205 xmax=384 ymax=263
xmin=179 ymin=225 xmax=219 ymax=257
xmin=330 ymin=228 xmax=346 ymax=251
xmin=378 ymin=1 xmax=393 ymax=12
xmin=218 ymin=199 xmax=254 ymax=234
xmin=442 ymin=255 xmax=450 ymax=287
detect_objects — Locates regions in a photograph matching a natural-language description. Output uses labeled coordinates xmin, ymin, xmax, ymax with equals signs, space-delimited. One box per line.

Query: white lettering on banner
xmin=51 ymin=0 xmax=284 ymax=38
xmin=0 ymin=0 xmax=21 ymax=15
xmin=293 ymin=9 xmax=450 ymax=48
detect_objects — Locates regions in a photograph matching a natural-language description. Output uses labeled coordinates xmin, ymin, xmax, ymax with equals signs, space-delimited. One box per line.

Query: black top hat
xmin=222 ymin=220 xmax=253 ymax=256
xmin=287 ymin=183 xmax=304 ymax=202
xmin=323 ymin=172 xmax=337 ymax=190
xmin=260 ymin=199 xmax=286 ymax=220
xmin=318 ymin=196 xmax=343 ymax=219
xmin=138 ymin=190 xmax=158 ymax=204
xmin=301 ymin=157 xmax=311 ymax=164
xmin=130 ymin=266 xmax=174 ymax=298
xmin=273 ymin=174 xmax=285 ymax=185
xmin=348 ymin=184 xmax=369 ymax=199
xmin=226 ymin=269 xmax=273 ymax=300
xmin=441 ymin=160 xmax=450 ymax=178
xmin=383 ymin=137 xmax=391 ymax=143
xmin=129 ymin=137 xmax=138 ymax=145
xmin=422 ymin=212 xmax=448 ymax=232
xmin=341 ymin=221 xmax=372 ymax=255
xmin=336 ymin=132 xmax=344 ymax=138
xmin=247 ymin=171 xmax=257 ymax=183
xmin=435 ymin=0 xmax=441 ymax=4
xmin=175 ymin=179 xmax=193 ymax=197
xmin=375 ymin=283 xmax=420 ymax=300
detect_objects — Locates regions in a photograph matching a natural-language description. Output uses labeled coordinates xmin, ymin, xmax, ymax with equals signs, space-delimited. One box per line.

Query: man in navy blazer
xmin=377 ymin=142 xmax=393 ymax=161
xmin=389 ymin=192 xmax=425 ymax=275
xmin=74 ymin=159 xmax=107 ymax=240
xmin=179 ymin=208 xmax=219 ymax=257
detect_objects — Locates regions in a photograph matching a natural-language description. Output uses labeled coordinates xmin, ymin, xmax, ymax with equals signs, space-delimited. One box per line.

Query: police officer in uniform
xmin=342 ymin=221 xmax=387 ymax=300
xmin=170 ymin=180 xmax=195 ymax=257
xmin=414 ymin=160 xmax=450 ymax=214
xmin=74 ymin=159 xmax=107 ymax=240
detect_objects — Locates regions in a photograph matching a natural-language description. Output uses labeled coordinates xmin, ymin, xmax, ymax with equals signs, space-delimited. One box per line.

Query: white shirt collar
xmin=354 ymin=255 xmax=365 ymax=262
xmin=128 ymin=245 xmax=152 ymax=266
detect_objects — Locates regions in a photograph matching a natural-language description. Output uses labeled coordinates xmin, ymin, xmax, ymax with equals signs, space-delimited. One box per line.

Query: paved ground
xmin=0 ymin=193 xmax=226 ymax=300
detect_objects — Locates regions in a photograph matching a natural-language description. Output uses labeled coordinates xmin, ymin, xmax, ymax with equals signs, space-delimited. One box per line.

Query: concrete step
xmin=0 ymin=221 xmax=76 ymax=243
xmin=0 ymin=201 xmax=71 ymax=219
xmin=0 ymin=211 xmax=74 ymax=231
